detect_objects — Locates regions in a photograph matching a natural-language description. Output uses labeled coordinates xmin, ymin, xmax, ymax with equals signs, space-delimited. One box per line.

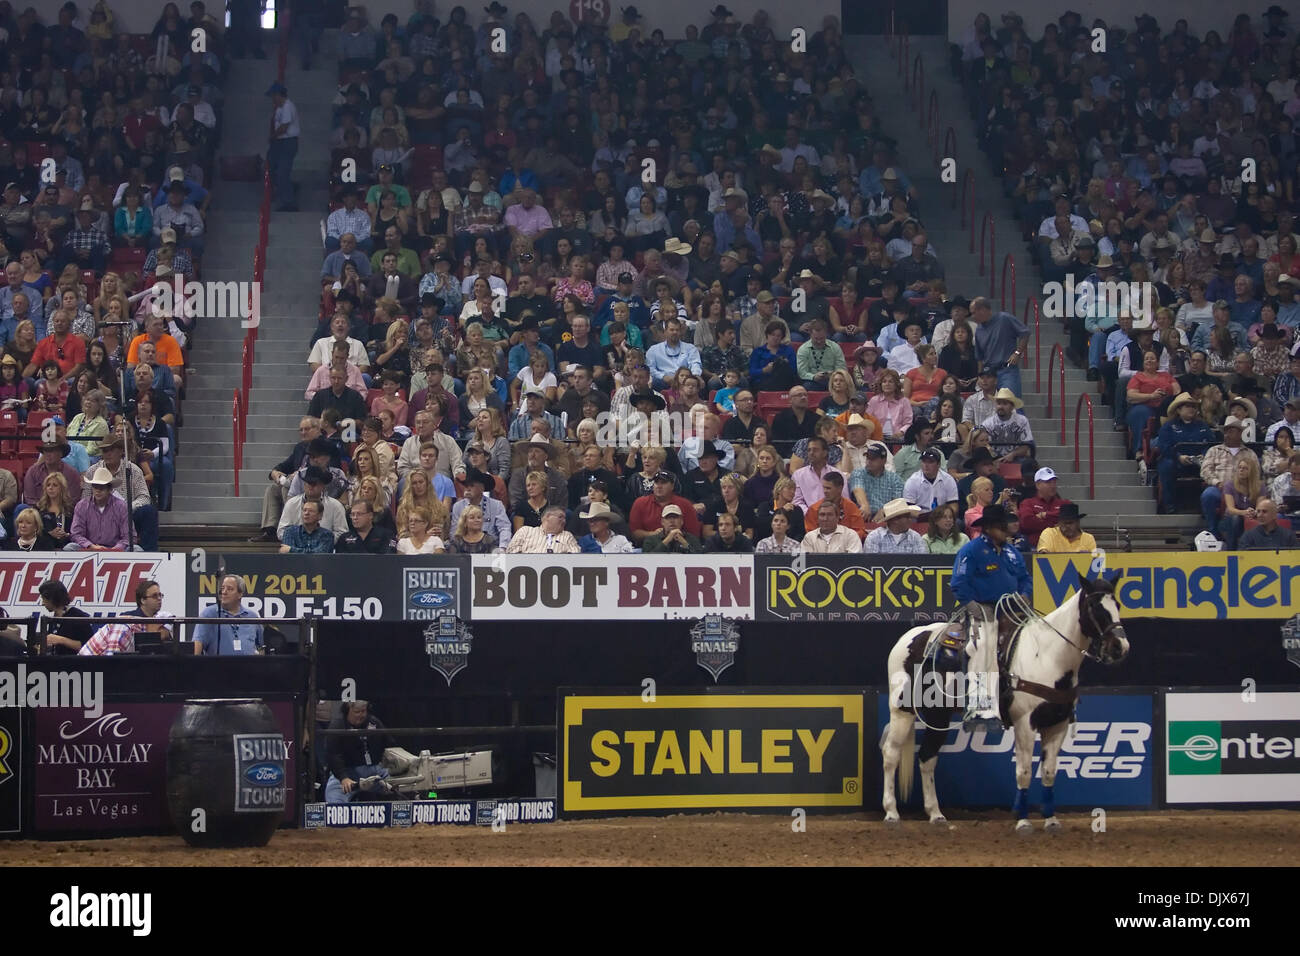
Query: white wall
xmin=946 ymin=1 xmax=1258 ymax=42
xmin=28 ymin=0 xmax=837 ymax=39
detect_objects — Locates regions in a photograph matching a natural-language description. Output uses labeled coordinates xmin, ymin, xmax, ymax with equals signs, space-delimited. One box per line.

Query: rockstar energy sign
xmin=559 ymin=691 xmax=866 ymax=815
xmin=755 ymin=556 xmax=958 ymax=622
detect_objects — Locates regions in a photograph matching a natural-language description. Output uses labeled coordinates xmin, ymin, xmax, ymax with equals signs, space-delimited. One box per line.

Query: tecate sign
xmin=1166 ymin=692 xmax=1300 ymax=804
xmin=876 ymin=693 xmax=1154 ymax=808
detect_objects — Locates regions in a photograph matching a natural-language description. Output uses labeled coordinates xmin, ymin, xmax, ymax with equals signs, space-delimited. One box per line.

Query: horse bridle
xmin=1074 ymin=591 xmax=1126 ymax=663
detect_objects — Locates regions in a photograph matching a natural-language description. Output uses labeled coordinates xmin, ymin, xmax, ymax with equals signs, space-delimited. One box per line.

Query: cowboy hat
xmin=1228 ymin=395 xmax=1258 ymax=420
xmin=993 ymin=387 xmax=1023 ymax=408
xmin=462 ymin=466 xmax=494 ymax=490
xmin=845 ymin=413 xmax=875 ymax=435
xmin=969 ymin=502 xmax=1012 ymax=528
xmin=1222 ymin=415 xmax=1246 ymax=430
xmin=632 ymin=389 xmax=666 ymax=410
xmin=1057 ymin=503 xmax=1087 ymax=521
xmin=86 ymin=466 xmax=115 ymax=487
xmin=855 ymin=340 xmax=881 ymax=356
xmin=663 ymin=237 xmax=692 ymax=256
xmin=522 ymin=433 xmax=555 ymax=457
xmin=580 ymin=500 xmax=613 ymax=520
xmin=1199 ymin=228 xmax=1218 ymax=243
xmin=1166 ymin=391 xmax=1198 ymax=415
xmin=1095 ymin=254 xmax=1116 ymax=269
xmin=879 ymin=498 xmax=921 ymax=521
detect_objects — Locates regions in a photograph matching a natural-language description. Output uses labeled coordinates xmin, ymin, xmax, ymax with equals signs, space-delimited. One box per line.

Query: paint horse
xmin=881 ymin=576 xmax=1129 ymax=830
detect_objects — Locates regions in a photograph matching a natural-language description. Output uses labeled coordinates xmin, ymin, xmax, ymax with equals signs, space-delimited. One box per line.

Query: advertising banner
xmin=1034 ymin=552 xmax=1300 ymax=620
xmin=0 ymin=707 xmax=18 ymax=834
xmin=302 ymin=798 xmax=557 ymax=828
xmin=559 ymin=690 xmax=866 ymax=815
xmin=33 ymin=700 xmax=297 ymax=832
xmin=755 ymin=555 xmax=956 ymax=622
xmin=471 ymin=555 xmax=754 ymax=621
xmin=1166 ymin=692 xmax=1300 ymax=805
xmin=189 ymin=555 xmax=469 ymax=622
xmin=0 ymin=553 xmax=187 ymax=620
xmin=877 ymin=693 xmax=1156 ymax=808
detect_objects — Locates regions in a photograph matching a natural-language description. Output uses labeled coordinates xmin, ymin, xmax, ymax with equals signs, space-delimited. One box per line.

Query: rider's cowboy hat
xmin=879 ymin=498 xmax=921 ymax=521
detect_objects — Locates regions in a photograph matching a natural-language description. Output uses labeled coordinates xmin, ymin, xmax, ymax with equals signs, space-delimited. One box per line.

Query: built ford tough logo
xmin=244 ymin=763 xmax=285 ymax=786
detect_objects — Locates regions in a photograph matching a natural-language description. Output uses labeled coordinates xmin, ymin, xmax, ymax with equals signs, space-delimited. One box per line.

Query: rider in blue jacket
xmin=950 ymin=504 xmax=1031 ymax=731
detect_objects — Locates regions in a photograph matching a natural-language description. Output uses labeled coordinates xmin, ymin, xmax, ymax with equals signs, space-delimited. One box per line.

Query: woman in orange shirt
xmin=902 ymin=344 xmax=948 ymax=412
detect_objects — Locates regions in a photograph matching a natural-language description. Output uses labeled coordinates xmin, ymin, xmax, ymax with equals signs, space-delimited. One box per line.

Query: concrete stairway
xmin=846 ymin=34 xmax=1198 ymax=549
xmin=164 ymin=36 xmax=339 ymax=536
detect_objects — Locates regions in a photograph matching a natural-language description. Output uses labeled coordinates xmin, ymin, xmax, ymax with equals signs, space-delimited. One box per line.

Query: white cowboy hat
xmin=880 ymin=498 xmax=921 ymax=521
xmin=663 ymin=237 xmax=693 ymax=255
xmin=1166 ymin=391 xmax=1198 ymax=415
xmin=86 ymin=466 xmax=115 ymax=487
xmin=992 ymin=387 xmax=1023 ymax=408
xmin=579 ymin=500 xmax=612 ymax=520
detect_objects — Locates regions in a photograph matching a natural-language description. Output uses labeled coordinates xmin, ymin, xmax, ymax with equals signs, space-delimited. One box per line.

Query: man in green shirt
xmin=796 ymin=319 xmax=846 ymax=389
xmin=369 ymin=227 xmax=421 ymax=278
xmin=640 ymin=504 xmax=703 ymax=553
xmin=365 ymin=165 xmax=412 ymax=212
xmin=893 ymin=421 xmax=947 ymax=483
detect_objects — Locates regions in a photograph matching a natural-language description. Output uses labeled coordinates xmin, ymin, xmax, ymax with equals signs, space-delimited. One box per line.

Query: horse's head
xmin=1076 ymin=575 xmax=1129 ymax=665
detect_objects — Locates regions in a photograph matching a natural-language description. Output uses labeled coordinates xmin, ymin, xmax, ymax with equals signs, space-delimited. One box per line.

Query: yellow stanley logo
xmin=0 ymin=726 xmax=12 ymax=782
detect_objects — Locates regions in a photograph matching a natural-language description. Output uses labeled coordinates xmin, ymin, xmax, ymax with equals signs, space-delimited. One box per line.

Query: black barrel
xmin=166 ymin=698 xmax=287 ymax=848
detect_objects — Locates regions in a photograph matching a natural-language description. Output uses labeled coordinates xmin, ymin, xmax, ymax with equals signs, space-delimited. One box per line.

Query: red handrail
xmin=900 ymin=27 xmax=909 ymax=82
xmin=1074 ymin=393 xmax=1095 ymax=500
xmin=1024 ymin=296 xmax=1040 ymax=390
xmin=942 ymin=126 xmax=956 ymax=168
xmin=978 ymin=212 xmax=995 ymax=298
xmin=1000 ymin=253 xmax=1015 ymax=312
xmin=1046 ymin=344 xmax=1066 ymax=443
xmin=232 ymin=389 xmax=242 ymax=497
xmin=959 ymin=167 xmax=974 ymax=220
xmin=912 ymin=54 xmax=925 ymax=118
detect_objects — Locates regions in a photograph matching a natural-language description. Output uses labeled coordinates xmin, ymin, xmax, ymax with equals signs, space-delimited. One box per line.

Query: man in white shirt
xmin=277 ymin=468 xmax=348 ymax=542
xmin=578 ymin=501 xmax=633 ymax=553
xmin=267 ymin=82 xmax=300 ymax=212
xmin=886 ymin=319 xmax=926 ymax=374
xmin=903 ymin=448 xmax=960 ymax=520
xmin=450 ymin=468 xmax=513 ymax=549
xmin=801 ymin=500 xmax=862 ymax=554
xmin=397 ymin=409 xmax=465 ymax=482
xmin=308 ymin=314 xmax=369 ymax=371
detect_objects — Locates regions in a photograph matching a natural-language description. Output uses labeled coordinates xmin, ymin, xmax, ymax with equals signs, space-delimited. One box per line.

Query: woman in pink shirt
xmin=369 ymin=372 xmax=409 ymax=426
xmin=1124 ymin=349 xmax=1178 ymax=457
xmin=552 ymin=256 xmax=595 ymax=306
xmin=867 ymin=369 xmax=913 ymax=440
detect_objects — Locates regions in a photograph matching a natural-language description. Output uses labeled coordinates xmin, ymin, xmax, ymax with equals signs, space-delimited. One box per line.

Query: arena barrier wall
xmin=182 ymin=552 xmax=1300 ymax=624
xmin=557 ymin=688 xmax=868 ymax=816
xmin=1 ymin=654 xmax=309 ymax=839
xmin=0 ymin=552 xmax=188 ymax=620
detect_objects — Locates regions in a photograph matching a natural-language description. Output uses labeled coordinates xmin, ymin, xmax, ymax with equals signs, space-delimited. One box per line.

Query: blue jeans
xmin=1126 ymin=404 xmax=1155 ymax=458
xmin=268 ymin=136 xmax=298 ymax=209
xmin=1088 ymin=330 xmax=1111 ymax=370
xmin=996 ymin=364 xmax=1022 ymax=397
xmin=133 ymin=504 xmax=159 ymax=551
xmin=325 ymin=765 xmax=388 ymax=804
xmin=1157 ymin=455 xmax=1181 ymax=511
xmin=1200 ymin=486 xmax=1243 ymax=546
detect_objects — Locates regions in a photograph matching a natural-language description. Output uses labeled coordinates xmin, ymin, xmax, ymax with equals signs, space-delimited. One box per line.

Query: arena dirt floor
xmin=3 ymin=810 xmax=1297 ymax=865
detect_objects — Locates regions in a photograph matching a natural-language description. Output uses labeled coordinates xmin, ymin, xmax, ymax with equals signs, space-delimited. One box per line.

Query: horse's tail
xmin=897 ymin=722 xmax=916 ymax=803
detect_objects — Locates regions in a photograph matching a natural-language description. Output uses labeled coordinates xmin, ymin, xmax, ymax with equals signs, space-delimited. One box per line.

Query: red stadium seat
xmin=0 ymin=409 xmax=18 ymax=456
xmin=0 ymin=458 xmax=24 ymax=483
xmin=838 ymin=341 xmax=857 ymax=362
xmin=998 ymin=463 xmax=1023 ymax=482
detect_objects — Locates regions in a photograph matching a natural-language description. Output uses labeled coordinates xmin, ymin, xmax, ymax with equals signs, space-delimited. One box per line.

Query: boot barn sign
xmin=469 ymin=556 xmax=755 ymax=620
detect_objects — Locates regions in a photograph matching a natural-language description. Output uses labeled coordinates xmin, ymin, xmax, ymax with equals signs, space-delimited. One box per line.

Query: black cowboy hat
xmin=463 ymin=466 xmax=494 ymax=490
xmin=970 ymin=503 xmax=1012 ymax=528
xmin=1058 ymin=503 xmax=1087 ymax=520
xmin=631 ymin=389 xmax=666 ymax=410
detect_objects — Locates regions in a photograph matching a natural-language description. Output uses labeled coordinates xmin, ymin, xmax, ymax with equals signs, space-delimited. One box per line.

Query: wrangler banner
xmin=558 ymin=690 xmax=867 ymax=815
xmin=1033 ymin=552 xmax=1300 ymax=620
xmin=755 ymin=555 xmax=957 ymax=622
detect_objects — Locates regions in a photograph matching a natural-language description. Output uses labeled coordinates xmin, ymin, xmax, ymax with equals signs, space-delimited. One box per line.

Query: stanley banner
xmin=1033 ymin=552 xmax=1300 ymax=620
xmin=755 ymin=556 xmax=956 ymax=622
xmin=559 ymin=690 xmax=867 ymax=815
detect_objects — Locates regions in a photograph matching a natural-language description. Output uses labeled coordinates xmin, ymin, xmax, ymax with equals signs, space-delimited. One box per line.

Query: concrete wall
xmin=28 ymin=0 xmax=839 ymax=38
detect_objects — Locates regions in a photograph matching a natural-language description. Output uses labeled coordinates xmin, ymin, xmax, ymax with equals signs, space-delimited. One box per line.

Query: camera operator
xmin=324 ymin=700 xmax=394 ymax=804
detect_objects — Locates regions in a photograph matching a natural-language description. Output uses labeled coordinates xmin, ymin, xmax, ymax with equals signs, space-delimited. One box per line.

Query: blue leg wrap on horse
xmin=1013 ymin=787 xmax=1029 ymax=819
xmin=1041 ymin=785 xmax=1055 ymax=819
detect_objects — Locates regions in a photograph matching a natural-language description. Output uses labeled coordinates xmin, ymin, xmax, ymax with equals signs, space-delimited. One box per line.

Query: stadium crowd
xmin=956 ymin=6 xmax=1300 ymax=548
xmin=237 ymin=1 xmax=1130 ymax=558
xmin=0 ymin=0 xmax=233 ymax=552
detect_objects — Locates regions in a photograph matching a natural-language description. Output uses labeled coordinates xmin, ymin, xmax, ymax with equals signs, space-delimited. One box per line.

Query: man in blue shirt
xmin=969 ymin=297 xmax=1029 ymax=397
xmin=645 ymin=318 xmax=702 ymax=388
xmin=193 ymin=574 xmax=263 ymax=656
xmin=1153 ymin=392 xmax=1218 ymax=514
xmin=950 ymin=503 xmax=1031 ymax=731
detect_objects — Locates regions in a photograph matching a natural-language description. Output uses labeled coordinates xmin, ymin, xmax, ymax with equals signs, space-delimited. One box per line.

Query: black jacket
xmin=326 ymin=705 xmax=394 ymax=778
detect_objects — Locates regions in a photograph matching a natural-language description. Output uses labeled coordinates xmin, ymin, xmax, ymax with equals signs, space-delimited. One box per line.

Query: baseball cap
xmin=1034 ymin=467 xmax=1058 ymax=482
xmin=978 ymin=365 xmax=998 ymax=377
xmin=660 ymin=504 xmax=683 ymax=517
xmin=653 ymin=470 xmax=675 ymax=483
xmin=920 ymin=448 xmax=942 ymax=463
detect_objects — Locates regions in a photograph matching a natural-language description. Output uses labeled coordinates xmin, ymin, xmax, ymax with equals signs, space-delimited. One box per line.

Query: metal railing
xmin=1024 ymin=296 xmax=1040 ymax=391
xmin=232 ymin=389 xmax=243 ymax=497
xmin=927 ymin=91 xmax=940 ymax=157
xmin=1074 ymin=393 xmax=1095 ymax=500
xmin=978 ymin=212 xmax=995 ymax=298
xmin=233 ymin=10 xmax=289 ymax=495
xmin=1046 ymin=343 xmax=1066 ymax=443
xmin=912 ymin=53 xmax=925 ymax=114
xmin=1000 ymin=253 xmax=1015 ymax=312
